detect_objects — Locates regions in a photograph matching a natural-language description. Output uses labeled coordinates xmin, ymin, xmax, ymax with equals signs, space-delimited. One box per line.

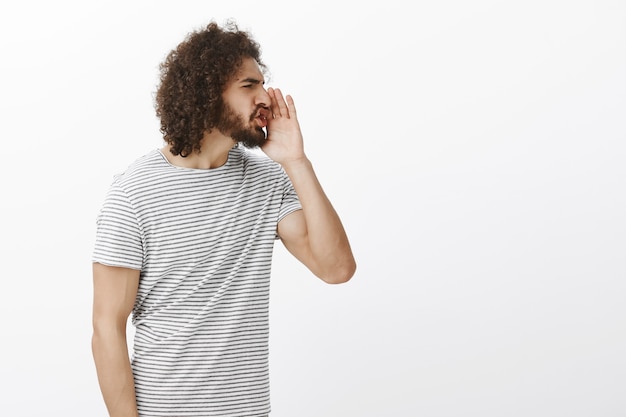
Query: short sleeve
xmin=277 ymin=168 xmax=302 ymax=223
xmin=92 ymin=181 xmax=144 ymax=270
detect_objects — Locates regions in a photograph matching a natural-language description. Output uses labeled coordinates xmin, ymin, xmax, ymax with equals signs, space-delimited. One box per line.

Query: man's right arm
xmin=92 ymin=263 xmax=140 ymax=417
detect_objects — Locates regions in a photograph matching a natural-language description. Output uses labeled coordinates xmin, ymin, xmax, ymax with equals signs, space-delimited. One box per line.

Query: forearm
xmin=282 ymin=157 xmax=356 ymax=282
xmin=92 ymin=327 xmax=139 ymax=417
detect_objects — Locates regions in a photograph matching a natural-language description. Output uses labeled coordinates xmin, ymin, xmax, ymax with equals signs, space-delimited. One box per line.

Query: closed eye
xmin=240 ymin=77 xmax=264 ymax=88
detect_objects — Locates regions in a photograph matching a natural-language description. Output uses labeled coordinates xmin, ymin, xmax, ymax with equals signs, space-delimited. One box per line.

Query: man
xmin=91 ymin=21 xmax=356 ymax=417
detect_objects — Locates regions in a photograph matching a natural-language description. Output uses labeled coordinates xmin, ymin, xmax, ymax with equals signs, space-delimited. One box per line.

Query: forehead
xmin=232 ymin=57 xmax=265 ymax=83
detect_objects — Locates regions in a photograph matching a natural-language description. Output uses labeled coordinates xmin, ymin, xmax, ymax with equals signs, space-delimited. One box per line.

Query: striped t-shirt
xmin=92 ymin=146 xmax=301 ymax=417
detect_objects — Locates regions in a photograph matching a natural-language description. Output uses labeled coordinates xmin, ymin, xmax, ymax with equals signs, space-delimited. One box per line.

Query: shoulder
xmin=111 ymin=149 xmax=165 ymax=187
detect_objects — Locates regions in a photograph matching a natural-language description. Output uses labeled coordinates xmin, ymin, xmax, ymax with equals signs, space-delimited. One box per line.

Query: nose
xmin=256 ymin=87 xmax=271 ymax=107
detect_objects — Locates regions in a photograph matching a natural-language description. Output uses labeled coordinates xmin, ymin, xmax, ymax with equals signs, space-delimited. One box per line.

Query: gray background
xmin=1 ymin=0 xmax=624 ymax=416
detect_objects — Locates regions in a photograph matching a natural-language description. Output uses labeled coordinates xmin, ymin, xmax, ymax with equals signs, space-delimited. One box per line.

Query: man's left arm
xmin=278 ymin=158 xmax=356 ymax=284
xmin=263 ymin=87 xmax=356 ymax=284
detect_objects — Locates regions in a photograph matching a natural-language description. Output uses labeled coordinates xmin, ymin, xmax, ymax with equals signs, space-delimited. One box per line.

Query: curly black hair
xmin=155 ymin=21 xmax=266 ymax=157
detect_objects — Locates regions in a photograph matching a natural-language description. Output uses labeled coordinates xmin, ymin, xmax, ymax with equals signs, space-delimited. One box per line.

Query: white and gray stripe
xmin=93 ymin=146 xmax=301 ymax=417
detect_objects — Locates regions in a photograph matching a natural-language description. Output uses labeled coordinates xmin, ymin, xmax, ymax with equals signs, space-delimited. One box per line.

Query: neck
xmin=161 ymin=131 xmax=236 ymax=170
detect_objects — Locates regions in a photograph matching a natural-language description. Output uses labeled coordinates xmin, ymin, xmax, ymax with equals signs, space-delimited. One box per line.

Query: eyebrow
xmin=239 ymin=77 xmax=265 ymax=85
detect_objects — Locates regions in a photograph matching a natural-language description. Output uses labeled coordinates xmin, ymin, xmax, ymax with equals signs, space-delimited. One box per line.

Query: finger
xmin=267 ymin=87 xmax=280 ymax=118
xmin=286 ymin=95 xmax=297 ymax=119
xmin=273 ymin=88 xmax=290 ymax=119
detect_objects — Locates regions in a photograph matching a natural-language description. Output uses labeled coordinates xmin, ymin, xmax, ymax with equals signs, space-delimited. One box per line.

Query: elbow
xmin=319 ymin=258 xmax=357 ymax=285
xmin=91 ymin=315 xmax=128 ymax=350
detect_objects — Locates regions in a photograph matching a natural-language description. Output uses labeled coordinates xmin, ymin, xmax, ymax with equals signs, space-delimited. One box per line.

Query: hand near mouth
xmin=261 ymin=87 xmax=307 ymax=167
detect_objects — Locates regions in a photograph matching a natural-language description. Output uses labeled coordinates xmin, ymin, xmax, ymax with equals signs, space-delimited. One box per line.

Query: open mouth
xmin=254 ymin=108 xmax=270 ymax=128
xmin=257 ymin=114 xmax=268 ymax=128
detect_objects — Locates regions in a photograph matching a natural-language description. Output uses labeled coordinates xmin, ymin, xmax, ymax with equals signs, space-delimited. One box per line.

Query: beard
xmin=216 ymin=102 xmax=267 ymax=149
